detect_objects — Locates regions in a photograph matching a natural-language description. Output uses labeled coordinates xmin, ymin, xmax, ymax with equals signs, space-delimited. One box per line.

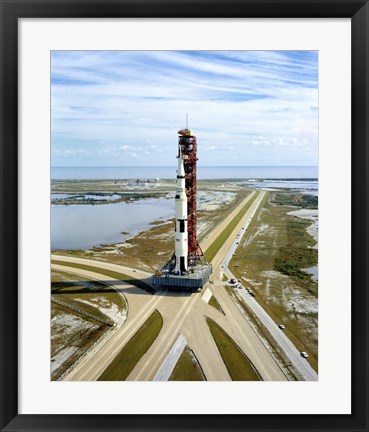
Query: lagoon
xmin=51 ymin=197 xmax=174 ymax=250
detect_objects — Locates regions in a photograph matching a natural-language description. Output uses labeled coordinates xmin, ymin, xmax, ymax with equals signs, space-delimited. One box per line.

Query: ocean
xmin=51 ymin=166 xmax=318 ymax=180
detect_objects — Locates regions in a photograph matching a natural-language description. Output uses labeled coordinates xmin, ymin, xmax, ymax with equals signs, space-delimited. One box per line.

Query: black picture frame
xmin=1 ymin=1 xmax=368 ymax=431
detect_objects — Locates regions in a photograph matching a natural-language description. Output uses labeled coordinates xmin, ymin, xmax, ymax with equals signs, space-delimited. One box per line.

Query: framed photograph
xmin=1 ymin=1 xmax=368 ymax=431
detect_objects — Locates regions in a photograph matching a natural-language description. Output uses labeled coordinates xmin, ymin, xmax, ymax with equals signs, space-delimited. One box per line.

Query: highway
xmin=51 ymin=189 xmax=315 ymax=381
xmin=220 ymin=192 xmax=318 ymax=381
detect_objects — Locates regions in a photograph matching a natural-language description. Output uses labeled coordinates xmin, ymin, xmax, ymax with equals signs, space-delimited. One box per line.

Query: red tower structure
xmin=177 ymin=127 xmax=203 ymax=266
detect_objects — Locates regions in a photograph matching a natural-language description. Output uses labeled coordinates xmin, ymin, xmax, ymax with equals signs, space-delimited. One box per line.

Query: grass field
xmin=169 ymin=346 xmax=206 ymax=381
xmin=206 ymin=317 xmax=262 ymax=381
xmin=208 ymin=295 xmax=225 ymax=315
xmin=274 ymin=217 xmax=317 ymax=292
xmin=98 ymin=309 xmax=163 ymax=381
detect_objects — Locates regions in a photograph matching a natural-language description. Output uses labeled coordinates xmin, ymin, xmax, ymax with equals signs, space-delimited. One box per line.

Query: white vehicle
xmin=278 ymin=324 xmax=286 ymax=330
xmin=300 ymin=351 xmax=309 ymax=358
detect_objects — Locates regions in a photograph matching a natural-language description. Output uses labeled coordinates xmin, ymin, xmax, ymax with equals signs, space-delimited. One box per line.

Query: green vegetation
xmin=169 ymin=347 xmax=206 ymax=381
xmin=205 ymin=192 xmax=258 ymax=262
xmin=208 ymin=295 xmax=225 ymax=315
xmin=98 ymin=309 xmax=163 ymax=381
xmin=206 ymin=317 xmax=262 ymax=381
xmin=273 ymin=193 xmax=318 ymax=209
xmin=274 ymin=219 xmax=317 ymax=291
xmin=51 ymin=259 xmax=155 ymax=294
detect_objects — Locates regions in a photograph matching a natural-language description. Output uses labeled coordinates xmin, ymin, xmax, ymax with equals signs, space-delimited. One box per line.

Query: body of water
xmin=239 ymin=179 xmax=318 ymax=195
xmin=51 ymin=197 xmax=174 ymax=250
xmin=52 ymin=166 xmax=318 ymax=180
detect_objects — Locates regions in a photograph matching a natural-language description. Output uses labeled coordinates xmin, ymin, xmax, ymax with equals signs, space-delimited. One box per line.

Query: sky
xmin=51 ymin=50 xmax=318 ymax=167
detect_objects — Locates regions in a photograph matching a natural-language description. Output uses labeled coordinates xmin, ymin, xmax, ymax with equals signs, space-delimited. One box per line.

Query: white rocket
xmin=174 ymin=156 xmax=188 ymax=274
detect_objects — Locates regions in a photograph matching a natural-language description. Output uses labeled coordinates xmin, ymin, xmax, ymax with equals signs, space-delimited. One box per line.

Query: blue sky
xmin=51 ymin=50 xmax=318 ymax=167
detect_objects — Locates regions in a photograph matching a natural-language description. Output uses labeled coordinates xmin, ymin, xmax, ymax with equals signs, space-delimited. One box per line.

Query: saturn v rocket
xmin=174 ymin=155 xmax=188 ymax=274
xmin=172 ymin=123 xmax=204 ymax=275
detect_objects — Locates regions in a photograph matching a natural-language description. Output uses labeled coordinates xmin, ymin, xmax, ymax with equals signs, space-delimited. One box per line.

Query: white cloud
xmin=51 ymin=51 xmax=318 ymax=166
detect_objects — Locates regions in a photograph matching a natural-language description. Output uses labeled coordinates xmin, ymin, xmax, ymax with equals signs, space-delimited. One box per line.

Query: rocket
xmin=174 ymin=155 xmax=188 ymax=274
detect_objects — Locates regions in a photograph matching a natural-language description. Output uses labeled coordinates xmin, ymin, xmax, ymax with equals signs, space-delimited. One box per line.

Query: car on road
xmin=300 ymin=351 xmax=309 ymax=358
xmin=229 ymin=278 xmax=236 ymax=284
xmin=278 ymin=324 xmax=286 ymax=330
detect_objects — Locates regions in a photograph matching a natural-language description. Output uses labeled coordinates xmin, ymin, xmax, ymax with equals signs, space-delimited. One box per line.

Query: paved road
xmin=153 ymin=334 xmax=187 ymax=381
xmin=52 ymin=191 xmax=288 ymax=381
